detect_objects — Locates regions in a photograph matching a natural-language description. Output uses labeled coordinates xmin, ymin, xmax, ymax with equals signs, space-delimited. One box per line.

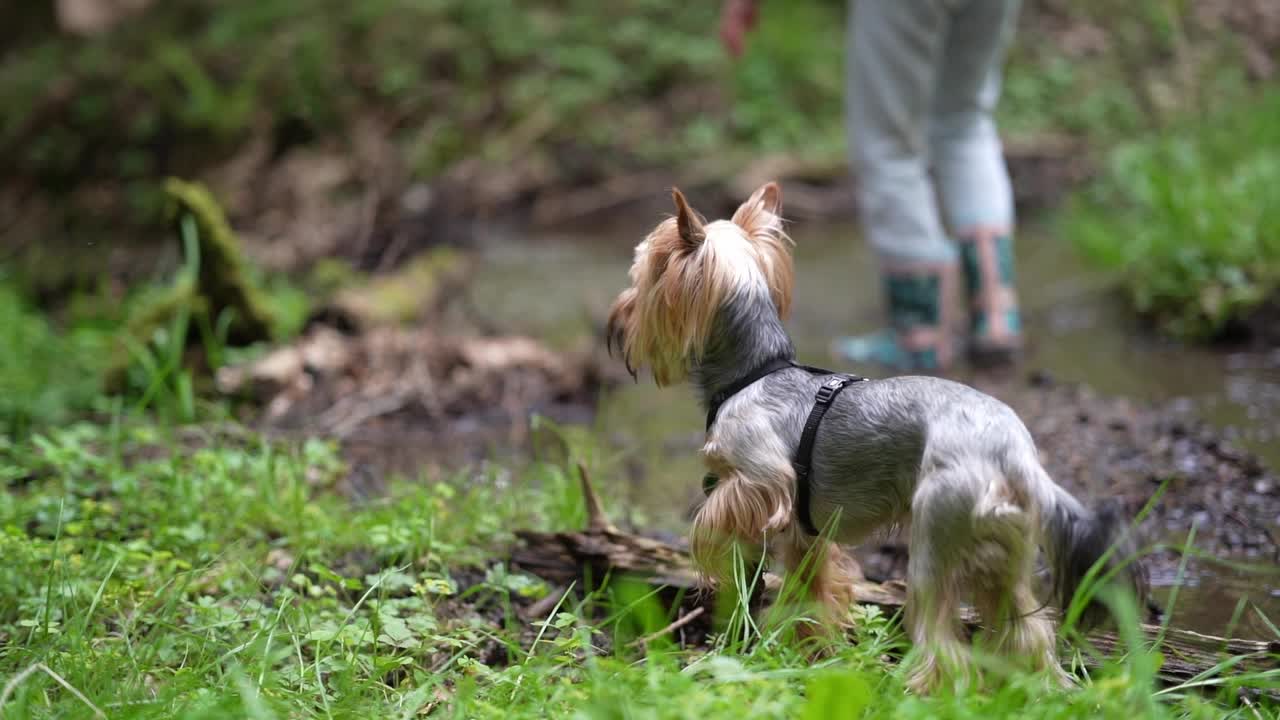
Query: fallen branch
xmin=629 ymin=607 xmax=706 ymax=648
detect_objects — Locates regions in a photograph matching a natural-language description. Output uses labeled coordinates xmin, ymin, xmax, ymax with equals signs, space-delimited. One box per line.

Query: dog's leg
xmin=904 ymin=469 xmax=973 ymax=694
xmin=965 ymin=460 xmax=1075 ymax=688
xmin=971 ymin=573 xmax=1070 ymax=687
xmin=777 ymin=531 xmax=860 ymax=639
xmin=904 ymin=539 xmax=967 ymax=693
xmin=944 ymin=460 xmax=1076 ymax=690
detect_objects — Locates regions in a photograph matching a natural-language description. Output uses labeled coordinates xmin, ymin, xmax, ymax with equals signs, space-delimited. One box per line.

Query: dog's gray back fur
xmin=694 ymin=285 xmax=1143 ymax=626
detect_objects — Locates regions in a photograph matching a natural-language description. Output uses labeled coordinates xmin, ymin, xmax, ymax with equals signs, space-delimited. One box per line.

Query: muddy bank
xmin=217 ymin=323 xmax=624 ymax=494
xmin=3 ymin=139 xmax=1093 ymax=308
xmin=993 ymin=372 xmax=1277 ymax=560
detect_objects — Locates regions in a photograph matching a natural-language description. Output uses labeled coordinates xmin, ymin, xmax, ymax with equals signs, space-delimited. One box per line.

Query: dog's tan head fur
xmin=606 ymin=182 xmax=793 ymax=385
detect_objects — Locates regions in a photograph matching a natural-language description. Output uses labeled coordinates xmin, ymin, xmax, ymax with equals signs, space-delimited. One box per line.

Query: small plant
xmin=0 ymin=277 xmax=105 ymax=437
xmin=118 ymin=215 xmax=209 ymax=424
xmin=1064 ymin=89 xmax=1280 ymax=340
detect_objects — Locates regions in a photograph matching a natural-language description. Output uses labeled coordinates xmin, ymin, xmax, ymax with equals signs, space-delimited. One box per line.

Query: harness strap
xmin=793 ymin=374 xmax=862 ymax=536
xmin=705 ymin=357 xmax=796 ymax=432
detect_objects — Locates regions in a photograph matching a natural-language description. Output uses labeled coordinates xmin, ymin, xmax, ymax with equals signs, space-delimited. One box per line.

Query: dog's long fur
xmin=607 ymin=183 xmax=1146 ymax=692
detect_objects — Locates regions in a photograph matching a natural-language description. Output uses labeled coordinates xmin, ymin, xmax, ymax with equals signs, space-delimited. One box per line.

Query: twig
xmin=375 ymin=231 xmax=412 ymax=273
xmin=520 ymin=584 xmax=571 ymax=621
xmin=628 ymin=607 xmax=706 ymax=648
xmin=320 ymin=389 xmax=413 ymax=438
xmin=1240 ymin=692 xmax=1264 ymax=720
xmin=578 ymin=463 xmax=617 ymax=533
xmin=0 ymin=663 xmax=106 ymax=719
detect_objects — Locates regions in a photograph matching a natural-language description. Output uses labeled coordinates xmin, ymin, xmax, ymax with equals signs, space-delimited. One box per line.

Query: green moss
xmin=332 ymin=247 xmax=469 ymax=327
xmin=162 ymin=178 xmax=276 ymax=345
xmin=308 ymin=257 xmax=364 ymax=297
xmin=94 ymin=180 xmax=294 ymax=395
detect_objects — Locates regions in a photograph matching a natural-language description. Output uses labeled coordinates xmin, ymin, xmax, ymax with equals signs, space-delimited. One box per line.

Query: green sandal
xmin=958 ymin=228 xmax=1022 ymax=366
xmin=832 ymin=261 xmax=957 ymax=372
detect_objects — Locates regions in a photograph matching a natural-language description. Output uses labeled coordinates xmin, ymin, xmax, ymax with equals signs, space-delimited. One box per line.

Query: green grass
xmin=2 ymin=414 xmax=1277 ymax=719
xmin=1062 ymin=89 xmax=1280 ymax=340
xmin=0 ymin=419 xmax=581 ymax=718
xmin=0 ymin=194 xmax=311 ymax=430
xmin=0 ymin=281 xmax=1276 ymax=717
xmin=0 ymin=278 xmax=110 ymax=438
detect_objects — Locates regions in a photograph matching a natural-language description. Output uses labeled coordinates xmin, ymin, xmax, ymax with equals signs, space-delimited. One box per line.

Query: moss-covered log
xmin=163 ymin=178 xmax=275 ymax=346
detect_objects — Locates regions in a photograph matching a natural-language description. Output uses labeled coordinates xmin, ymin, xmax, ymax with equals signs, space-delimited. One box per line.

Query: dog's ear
xmin=741 ymin=181 xmax=782 ymax=217
xmin=672 ymin=187 xmax=706 ymax=248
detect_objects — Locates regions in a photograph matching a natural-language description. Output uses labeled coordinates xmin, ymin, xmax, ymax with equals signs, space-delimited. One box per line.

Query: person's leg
xmin=930 ymin=0 xmax=1023 ymax=364
xmin=834 ymin=0 xmax=958 ymax=372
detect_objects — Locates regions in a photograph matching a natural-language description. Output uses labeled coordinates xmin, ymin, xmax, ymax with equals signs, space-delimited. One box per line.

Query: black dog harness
xmin=702 ymin=358 xmax=867 ymax=537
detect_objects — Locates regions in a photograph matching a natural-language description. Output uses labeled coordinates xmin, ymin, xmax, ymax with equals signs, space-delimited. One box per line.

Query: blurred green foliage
xmin=2 ymin=0 xmax=1264 ymax=207
xmin=1065 ymin=90 xmax=1280 ymax=340
xmin=0 ymin=278 xmax=107 ymax=437
xmin=2 ymin=0 xmax=1201 ymax=218
xmin=3 ymin=0 xmax=1277 ymax=339
xmin=3 ymin=1 xmax=805 ymax=212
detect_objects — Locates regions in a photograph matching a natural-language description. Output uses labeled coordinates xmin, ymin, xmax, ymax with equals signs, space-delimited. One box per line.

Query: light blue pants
xmin=847 ymin=0 xmax=1021 ymax=263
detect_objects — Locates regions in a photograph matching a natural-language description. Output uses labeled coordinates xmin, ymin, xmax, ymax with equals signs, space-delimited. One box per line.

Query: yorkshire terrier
xmin=606 ymin=182 xmax=1145 ymax=692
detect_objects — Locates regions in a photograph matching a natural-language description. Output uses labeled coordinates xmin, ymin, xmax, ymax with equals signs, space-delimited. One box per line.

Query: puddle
xmin=463 ymin=213 xmax=1280 ymax=638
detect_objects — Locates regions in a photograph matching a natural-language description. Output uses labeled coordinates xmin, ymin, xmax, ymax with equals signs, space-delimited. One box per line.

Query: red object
xmin=719 ymin=0 xmax=759 ymax=58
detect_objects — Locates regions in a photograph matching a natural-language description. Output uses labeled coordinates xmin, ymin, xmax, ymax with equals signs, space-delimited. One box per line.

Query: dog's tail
xmin=1034 ymin=474 xmax=1148 ymax=630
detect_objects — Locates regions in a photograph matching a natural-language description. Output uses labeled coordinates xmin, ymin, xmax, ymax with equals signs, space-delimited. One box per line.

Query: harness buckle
xmin=814 ymin=377 xmax=848 ymax=405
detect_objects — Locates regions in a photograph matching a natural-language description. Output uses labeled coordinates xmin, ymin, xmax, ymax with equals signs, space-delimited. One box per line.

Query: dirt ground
xmin=217 ymin=322 xmax=624 ymax=497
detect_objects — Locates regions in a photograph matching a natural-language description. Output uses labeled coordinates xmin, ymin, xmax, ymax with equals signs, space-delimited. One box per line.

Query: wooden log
xmin=512 ymin=467 xmax=1279 ymax=688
